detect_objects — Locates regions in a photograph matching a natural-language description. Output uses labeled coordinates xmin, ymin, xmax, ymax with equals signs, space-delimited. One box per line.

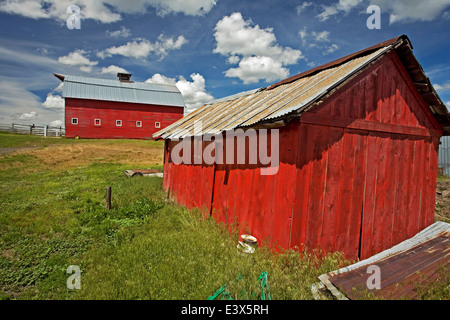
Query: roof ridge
xmin=54 ymin=73 xmax=180 ymax=91
xmin=267 ymin=34 xmax=409 ymax=90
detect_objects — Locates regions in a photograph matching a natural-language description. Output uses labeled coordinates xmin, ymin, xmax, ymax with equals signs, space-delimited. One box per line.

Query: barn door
xmin=358 ymin=132 xmax=436 ymax=260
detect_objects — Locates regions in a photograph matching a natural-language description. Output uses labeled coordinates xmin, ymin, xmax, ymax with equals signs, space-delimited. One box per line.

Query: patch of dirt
xmin=1 ymin=249 xmax=14 ymax=260
xmin=26 ymin=143 xmax=164 ymax=169
xmin=435 ymin=179 xmax=450 ymax=223
xmin=0 ymin=147 xmax=38 ymax=155
xmin=0 ymin=142 xmax=164 ymax=171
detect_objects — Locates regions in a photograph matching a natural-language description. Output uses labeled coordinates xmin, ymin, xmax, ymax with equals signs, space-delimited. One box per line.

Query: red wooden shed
xmin=154 ymin=35 xmax=450 ymax=260
xmin=55 ymin=73 xmax=185 ymax=140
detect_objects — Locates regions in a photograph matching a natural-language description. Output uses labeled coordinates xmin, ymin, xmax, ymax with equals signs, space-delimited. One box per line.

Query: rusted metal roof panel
xmin=154 ymin=35 xmax=450 ymax=139
xmin=154 ymin=46 xmax=390 ymax=139
xmin=317 ymin=221 xmax=450 ymax=300
xmin=267 ymin=35 xmax=408 ymax=91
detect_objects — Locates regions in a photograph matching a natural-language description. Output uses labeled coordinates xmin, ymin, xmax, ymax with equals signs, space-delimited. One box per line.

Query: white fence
xmin=0 ymin=123 xmax=65 ymax=137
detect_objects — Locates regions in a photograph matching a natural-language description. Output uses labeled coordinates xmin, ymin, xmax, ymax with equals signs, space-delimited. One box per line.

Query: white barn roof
xmin=55 ymin=74 xmax=186 ymax=108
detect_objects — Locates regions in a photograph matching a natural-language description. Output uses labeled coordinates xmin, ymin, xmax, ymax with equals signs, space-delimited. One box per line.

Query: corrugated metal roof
xmin=154 ymin=35 xmax=450 ymax=139
xmin=58 ymin=74 xmax=186 ymax=108
xmin=154 ymin=46 xmax=389 ymax=139
xmin=316 ymin=221 xmax=450 ymax=300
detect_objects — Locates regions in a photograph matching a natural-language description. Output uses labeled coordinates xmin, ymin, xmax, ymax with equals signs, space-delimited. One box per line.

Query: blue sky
xmin=0 ymin=0 xmax=450 ymax=127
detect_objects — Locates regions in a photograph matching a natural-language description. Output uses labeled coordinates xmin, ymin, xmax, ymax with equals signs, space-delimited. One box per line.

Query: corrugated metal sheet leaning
xmin=314 ymin=221 xmax=450 ymax=300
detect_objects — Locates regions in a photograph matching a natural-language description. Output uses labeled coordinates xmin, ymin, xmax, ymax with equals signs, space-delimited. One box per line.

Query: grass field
xmin=0 ymin=132 xmax=448 ymax=300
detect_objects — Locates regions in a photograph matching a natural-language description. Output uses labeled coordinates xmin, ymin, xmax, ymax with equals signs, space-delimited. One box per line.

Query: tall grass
xmin=1 ymin=134 xmax=448 ymax=300
xmin=74 ymin=202 xmax=347 ymax=300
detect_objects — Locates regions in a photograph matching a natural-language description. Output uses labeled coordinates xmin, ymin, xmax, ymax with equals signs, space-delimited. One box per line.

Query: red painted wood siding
xmin=163 ymin=51 xmax=442 ymax=260
xmin=300 ymin=51 xmax=441 ymax=259
xmin=65 ymin=98 xmax=184 ymax=139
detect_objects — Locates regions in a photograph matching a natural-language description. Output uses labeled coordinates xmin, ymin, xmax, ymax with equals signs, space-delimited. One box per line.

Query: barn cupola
xmin=117 ymin=73 xmax=132 ymax=82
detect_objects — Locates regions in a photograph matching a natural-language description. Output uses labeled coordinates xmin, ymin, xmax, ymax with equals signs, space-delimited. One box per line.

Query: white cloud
xmin=225 ymin=56 xmax=290 ymax=85
xmin=227 ymin=55 xmax=240 ymax=64
xmin=146 ymin=73 xmax=214 ymax=112
xmin=0 ymin=0 xmax=121 ymax=23
xmin=337 ymin=0 xmax=363 ymax=12
xmin=97 ymin=39 xmax=153 ymax=59
xmin=0 ymin=80 xmax=64 ymax=126
xmin=317 ymin=5 xmax=339 ymax=21
xmin=0 ymin=81 xmax=41 ymax=112
xmin=214 ymin=12 xmax=302 ymax=65
xmin=97 ymin=35 xmax=187 ymax=60
xmin=323 ymin=44 xmax=340 ymax=55
xmin=19 ymin=111 xmax=38 ymax=120
xmin=53 ymin=82 xmax=64 ymax=93
xmin=434 ymin=82 xmax=450 ymax=91
xmin=312 ymin=31 xmax=330 ymax=42
xmin=146 ymin=73 xmax=177 ymax=86
xmin=176 ymin=73 xmax=215 ymax=111
xmin=213 ymin=12 xmax=304 ymax=84
xmin=149 ymin=0 xmax=217 ymax=17
xmin=58 ymin=49 xmax=98 ymax=72
xmin=371 ymin=0 xmax=450 ymax=24
xmin=316 ymin=0 xmax=450 ymax=23
xmin=49 ymin=120 xmax=63 ymax=127
xmin=299 ymin=27 xmax=308 ymax=44
xmin=0 ymin=0 xmax=50 ymax=19
xmin=298 ymin=28 xmax=339 ymax=57
xmin=0 ymin=0 xmax=217 ymax=23
xmin=317 ymin=0 xmax=363 ymax=21
xmin=42 ymin=94 xmax=64 ymax=109
xmin=0 ymin=43 xmax=64 ymax=125
xmin=106 ymin=26 xmax=131 ymax=38
xmin=101 ymin=65 xmax=129 ymax=75
xmin=107 ymin=0 xmax=217 ymax=17
xmin=0 ymin=44 xmax=60 ymax=87
xmin=35 ymin=47 xmax=49 ymax=55
xmin=296 ymin=2 xmax=313 ymax=14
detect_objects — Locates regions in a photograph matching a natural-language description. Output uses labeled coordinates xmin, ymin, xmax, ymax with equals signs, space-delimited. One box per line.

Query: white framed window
xmin=71 ymin=118 xmax=78 ymax=125
xmin=136 ymin=121 xmax=142 ymax=128
xmin=155 ymin=122 xmax=161 ymax=128
xmin=116 ymin=120 xmax=122 ymax=127
xmin=94 ymin=119 xmax=101 ymax=126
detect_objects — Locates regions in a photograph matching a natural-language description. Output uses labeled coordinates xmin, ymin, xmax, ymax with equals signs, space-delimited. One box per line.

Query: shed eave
xmin=153 ymin=34 xmax=450 ymax=139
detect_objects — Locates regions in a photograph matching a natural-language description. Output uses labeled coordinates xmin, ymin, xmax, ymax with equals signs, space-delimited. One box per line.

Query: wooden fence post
xmin=106 ymin=186 xmax=112 ymax=210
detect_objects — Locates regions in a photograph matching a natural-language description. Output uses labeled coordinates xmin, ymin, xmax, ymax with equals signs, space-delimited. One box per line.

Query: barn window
xmin=71 ymin=118 xmax=78 ymax=125
xmin=94 ymin=119 xmax=101 ymax=126
xmin=136 ymin=121 xmax=142 ymax=127
xmin=116 ymin=120 xmax=122 ymax=127
xmin=155 ymin=122 xmax=161 ymax=128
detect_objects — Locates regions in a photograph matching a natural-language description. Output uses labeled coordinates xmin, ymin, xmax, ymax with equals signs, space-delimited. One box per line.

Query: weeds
xmin=1 ymin=134 xmax=448 ymax=300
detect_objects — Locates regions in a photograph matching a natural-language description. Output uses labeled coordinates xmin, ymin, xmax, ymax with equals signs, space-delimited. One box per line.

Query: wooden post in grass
xmin=106 ymin=186 xmax=112 ymax=210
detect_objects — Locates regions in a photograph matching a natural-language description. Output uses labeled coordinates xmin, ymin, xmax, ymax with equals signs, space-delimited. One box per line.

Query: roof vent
xmin=117 ymin=73 xmax=132 ymax=82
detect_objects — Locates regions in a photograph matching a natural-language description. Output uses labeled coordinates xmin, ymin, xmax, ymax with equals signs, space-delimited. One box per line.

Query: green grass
xmin=0 ymin=154 xmax=344 ymax=300
xmin=0 ymin=131 xmax=163 ymax=149
xmin=0 ymin=133 xmax=448 ymax=300
xmin=0 ymin=131 xmax=74 ymax=148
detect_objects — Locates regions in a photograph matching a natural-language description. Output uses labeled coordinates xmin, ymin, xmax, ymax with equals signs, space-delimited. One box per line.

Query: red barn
xmin=154 ymin=35 xmax=450 ymax=261
xmin=55 ymin=73 xmax=185 ymax=140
